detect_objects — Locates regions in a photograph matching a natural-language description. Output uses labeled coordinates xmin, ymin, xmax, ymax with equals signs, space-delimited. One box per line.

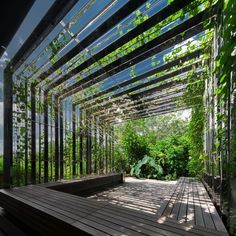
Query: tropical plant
xmin=130 ymin=155 xmax=163 ymax=179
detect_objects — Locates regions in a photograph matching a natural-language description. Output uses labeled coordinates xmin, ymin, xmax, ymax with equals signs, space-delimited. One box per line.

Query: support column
xmin=94 ymin=116 xmax=97 ymax=174
xmin=72 ymin=104 xmax=76 ymax=177
xmin=24 ymin=80 xmax=28 ymax=185
xmin=31 ymin=84 xmax=36 ymax=184
xmin=105 ymin=126 xmax=108 ymax=174
xmin=89 ymin=117 xmax=92 ymax=174
xmin=59 ymin=100 xmax=64 ymax=179
xmin=3 ymin=65 xmax=13 ymax=188
xmin=38 ymin=89 xmax=42 ymax=183
xmin=54 ymin=97 xmax=59 ymax=180
xmin=109 ymin=126 xmax=112 ymax=173
xmin=99 ymin=124 xmax=103 ymax=174
xmin=44 ymin=91 xmax=49 ymax=183
xmin=86 ymin=112 xmax=92 ymax=175
xmin=112 ymin=126 xmax=115 ymax=172
xmin=79 ymin=109 xmax=83 ymax=176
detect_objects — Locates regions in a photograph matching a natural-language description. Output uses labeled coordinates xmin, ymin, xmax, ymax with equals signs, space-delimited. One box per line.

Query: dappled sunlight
xmin=89 ymin=177 xmax=177 ymax=215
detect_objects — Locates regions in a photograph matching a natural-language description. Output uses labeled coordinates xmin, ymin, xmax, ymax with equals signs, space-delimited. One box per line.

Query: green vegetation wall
xmin=201 ymin=0 xmax=236 ymax=233
xmin=114 ymin=113 xmax=193 ymax=180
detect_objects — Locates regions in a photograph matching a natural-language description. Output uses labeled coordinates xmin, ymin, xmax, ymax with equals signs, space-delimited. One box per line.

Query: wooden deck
xmin=0 ymin=177 xmax=228 ymax=236
xmin=159 ymin=177 xmax=227 ymax=232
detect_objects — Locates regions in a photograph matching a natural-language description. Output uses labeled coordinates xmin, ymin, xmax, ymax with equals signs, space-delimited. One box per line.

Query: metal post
xmin=105 ymin=126 xmax=108 ymax=174
xmin=31 ymin=84 xmax=36 ymax=183
xmin=72 ymin=104 xmax=76 ymax=177
xmin=112 ymin=126 xmax=115 ymax=172
xmin=24 ymin=79 xmax=28 ymax=185
xmin=89 ymin=117 xmax=92 ymax=174
xmin=3 ymin=65 xmax=13 ymax=188
xmin=86 ymin=111 xmax=92 ymax=175
xmin=50 ymin=97 xmax=53 ymax=181
xmin=44 ymin=91 xmax=49 ymax=183
xmin=85 ymin=111 xmax=88 ymax=175
xmin=79 ymin=109 xmax=83 ymax=176
xmin=38 ymin=89 xmax=42 ymax=183
xmin=94 ymin=116 xmax=97 ymax=174
xmin=109 ymin=126 xmax=112 ymax=173
xmin=100 ymin=125 xmax=104 ymax=174
xmin=59 ymin=100 xmax=64 ymax=179
xmin=54 ymin=97 xmax=59 ymax=180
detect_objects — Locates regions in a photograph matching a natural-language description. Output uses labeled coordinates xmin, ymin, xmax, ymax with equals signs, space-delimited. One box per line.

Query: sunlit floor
xmin=88 ymin=177 xmax=177 ymax=215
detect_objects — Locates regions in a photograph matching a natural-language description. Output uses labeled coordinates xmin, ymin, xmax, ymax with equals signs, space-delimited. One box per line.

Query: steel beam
xmin=45 ymin=0 xmax=195 ymax=91
xmin=12 ymin=0 xmax=78 ymax=70
xmin=55 ymin=8 xmax=209 ymax=99
xmin=75 ymin=50 xmax=201 ymax=106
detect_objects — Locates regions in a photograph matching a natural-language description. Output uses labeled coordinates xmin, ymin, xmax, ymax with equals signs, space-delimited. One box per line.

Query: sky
xmin=0 ymin=0 xmax=54 ymax=154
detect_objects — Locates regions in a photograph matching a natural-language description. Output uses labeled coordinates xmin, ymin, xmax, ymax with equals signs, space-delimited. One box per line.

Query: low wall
xmin=45 ymin=173 xmax=124 ymax=196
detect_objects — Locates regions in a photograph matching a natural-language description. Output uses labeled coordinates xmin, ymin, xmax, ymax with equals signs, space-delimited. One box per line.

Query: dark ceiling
xmin=0 ymin=0 xmax=35 ymax=57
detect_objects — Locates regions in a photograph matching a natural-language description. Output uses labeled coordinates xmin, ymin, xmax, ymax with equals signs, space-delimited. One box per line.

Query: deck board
xmin=160 ymin=177 xmax=227 ymax=234
xmin=0 ymin=177 xmax=228 ymax=236
xmin=0 ymin=207 xmax=27 ymax=236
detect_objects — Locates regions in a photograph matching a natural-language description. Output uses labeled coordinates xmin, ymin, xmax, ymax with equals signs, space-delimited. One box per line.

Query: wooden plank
xmin=100 ymin=205 xmax=216 ymax=236
xmin=72 ymin=221 xmax=110 ymax=236
xmin=195 ymin=181 xmax=215 ymax=230
xmin=186 ymin=179 xmax=195 ymax=225
xmin=0 ymin=194 xmax=72 ymax=235
xmin=0 ymin=208 xmax=27 ymax=236
xmin=10 ymin=189 xmax=91 ymax=220
xmin=84 ymin=215 xmax=145 ymax=236
xmin=192 ymin=180 xmax=205 ymax=227
xmin=0 ymin=190 xmax=76 ymax=224
xmin=157 ymin=177 xmax=228 ymax=235
xmin=196 ymin=181 xmax=227 ymax=232
xmin=170 ymin=178 xmax=186 ymax=219
xmin=0 ymin=190 xmax=106 ymax=235
xmin=10 ymin=188 xmax=148 ymax=235
xmin=14 ymin=187 xmax=104 ymax=212
xmin=93 ymin=209 xmax=182 ymax=236
xmin=91 ymin=211 xmax=165 ymax=236
xmin=162 ymin=178 xmax=185 ymax=217
xmin=177 ymin=178 xmax=189 ymax=222
xmin=154 ymin=182 xmax=179 ymax=217
xmin=20 ymin=187 xmax=112 ymax=221
xmin=160 ymin=217 xmax=228 ymax=236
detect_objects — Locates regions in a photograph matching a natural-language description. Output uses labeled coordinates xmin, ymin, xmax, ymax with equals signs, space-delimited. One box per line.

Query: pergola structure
xmin=1 ymin=0 xmax=236 ymax=231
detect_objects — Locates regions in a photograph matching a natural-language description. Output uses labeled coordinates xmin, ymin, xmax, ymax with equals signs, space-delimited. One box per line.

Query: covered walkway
xmin=0 ymin=0 xmax=235 ymax=235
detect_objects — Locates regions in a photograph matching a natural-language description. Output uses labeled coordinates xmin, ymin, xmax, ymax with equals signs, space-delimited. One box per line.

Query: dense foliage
xmin=114 ymin=112 xmax=194 ymax=180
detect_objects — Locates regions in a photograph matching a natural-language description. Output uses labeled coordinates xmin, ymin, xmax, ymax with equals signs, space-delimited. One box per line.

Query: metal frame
xmin=2 ymin=0 xmax=220 ymax=188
